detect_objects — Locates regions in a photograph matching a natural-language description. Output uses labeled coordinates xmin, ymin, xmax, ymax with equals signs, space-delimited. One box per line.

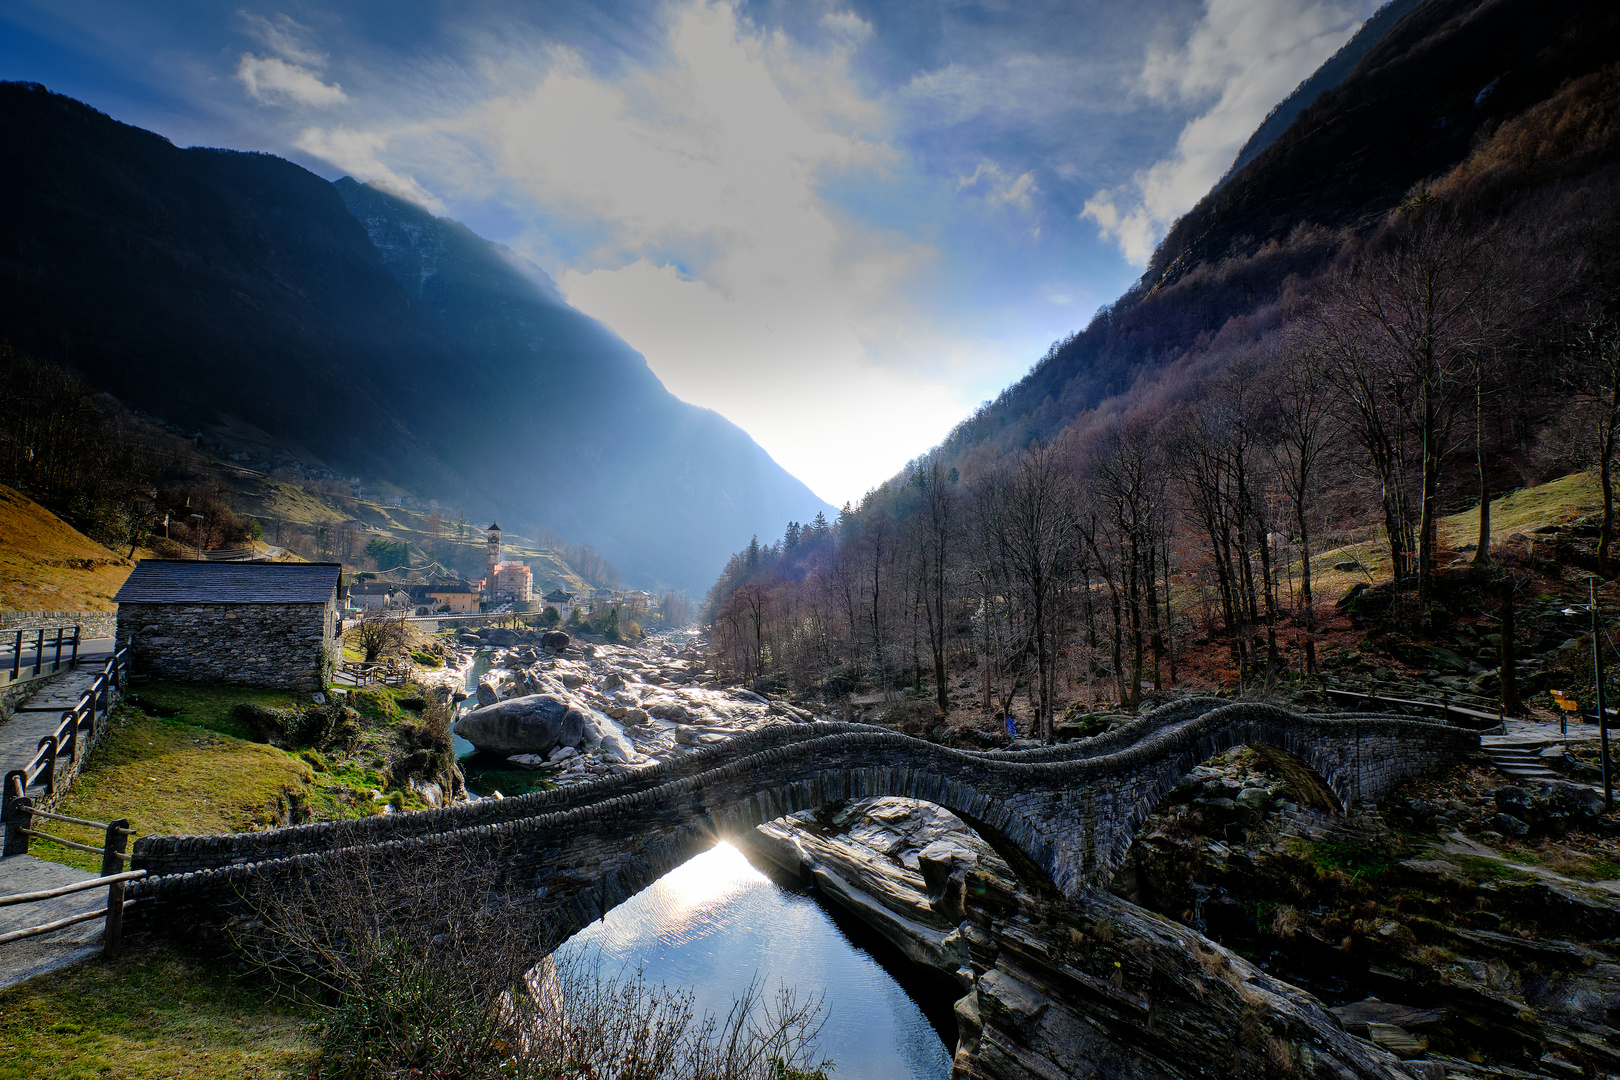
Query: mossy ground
xmin=32 ymin=679 xmax=437 ymax=871
xmin=0 ymin=942 xmax=314 ymax=1080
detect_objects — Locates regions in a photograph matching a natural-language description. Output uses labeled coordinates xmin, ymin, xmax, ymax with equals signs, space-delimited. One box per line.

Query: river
xmin=452 ymin=652 xmax=955 ymax=1078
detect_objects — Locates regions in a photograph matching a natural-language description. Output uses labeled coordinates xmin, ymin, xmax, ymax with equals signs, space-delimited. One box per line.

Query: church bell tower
xmin=486 ymin=523 xmax=502 ymax=594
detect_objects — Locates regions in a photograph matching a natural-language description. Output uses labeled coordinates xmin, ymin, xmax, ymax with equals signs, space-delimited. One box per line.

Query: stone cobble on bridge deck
xmin=125 ymin=700 xmax=1477 ymax=946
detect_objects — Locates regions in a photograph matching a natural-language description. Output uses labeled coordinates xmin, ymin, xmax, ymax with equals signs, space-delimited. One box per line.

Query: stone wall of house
xmin=115 ymin=601 xmax=337 ymax=691
xmin=0 ymin=611 xmax=119 ymax=638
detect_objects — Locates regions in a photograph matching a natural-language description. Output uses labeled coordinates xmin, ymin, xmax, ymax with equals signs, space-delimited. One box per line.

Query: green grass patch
xmin=128 ymin=679 xmax=304 ymax=742
xmin=1290 ymin=838 xmax=1399 ymax=882
xmin=30 ymin=707 xmax=316 ymax=871
xmin=1448 ymin=853 xmax=1538 ymax=883
xmin=0 ymin=942 xmax=314 ymax=1079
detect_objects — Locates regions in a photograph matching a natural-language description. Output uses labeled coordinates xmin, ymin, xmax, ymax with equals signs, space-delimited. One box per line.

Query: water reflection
xmin=556 ymin=843 xmax=954 ymax=1080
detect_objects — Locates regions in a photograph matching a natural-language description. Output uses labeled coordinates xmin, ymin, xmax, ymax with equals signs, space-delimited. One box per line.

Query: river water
xmin=453 ymin=654 xmax=955 ymax=1079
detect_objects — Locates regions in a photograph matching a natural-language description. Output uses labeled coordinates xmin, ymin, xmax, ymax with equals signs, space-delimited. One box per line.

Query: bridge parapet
xmin=127 ymin=701 xmax=1477 ymax=941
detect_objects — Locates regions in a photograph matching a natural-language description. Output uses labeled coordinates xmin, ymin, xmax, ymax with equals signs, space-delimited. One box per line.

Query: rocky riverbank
xmin=436 ymin=630 xmax=1620 ymax=1078
xmin=442 ymin=627 xmax=822 ymax=789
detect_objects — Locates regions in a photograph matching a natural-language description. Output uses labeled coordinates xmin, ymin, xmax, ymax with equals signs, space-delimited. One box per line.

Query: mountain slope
xmin=1218 ymin=0 xmax=1425 ymax=186
xmin=0 ymin=83 xmax=830 ymax=593
xmin=935 ymin=0 xmax=1620 ymax=467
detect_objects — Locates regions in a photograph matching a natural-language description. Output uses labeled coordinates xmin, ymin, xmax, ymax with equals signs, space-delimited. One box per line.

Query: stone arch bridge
xmin=126 ymin=698 xmax=1475 ymax=949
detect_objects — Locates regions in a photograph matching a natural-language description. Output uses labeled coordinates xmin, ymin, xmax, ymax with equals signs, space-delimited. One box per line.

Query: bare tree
xmin=1263 ymin=339 xmax=1342 ymax=674
xmin=1313 ymin=199 xmax=1499 ymax=597
xmin=354 ymin=608 xmax=408 ymax=663
xmin=1566 ymin=312 xmax=1620 ymax=576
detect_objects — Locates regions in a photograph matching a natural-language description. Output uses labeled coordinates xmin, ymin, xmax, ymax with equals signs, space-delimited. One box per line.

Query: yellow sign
xmin=1552 ymin=690 xmax=1580 ymax=713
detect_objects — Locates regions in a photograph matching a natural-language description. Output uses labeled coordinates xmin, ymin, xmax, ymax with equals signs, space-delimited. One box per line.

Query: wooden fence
xmin=0 ymin=626 xmax=82 ymax=690
xmin=1 ymin=644 xmax=131 ymax=819
xmin=0 ymin=792 xmax=143 ymax=951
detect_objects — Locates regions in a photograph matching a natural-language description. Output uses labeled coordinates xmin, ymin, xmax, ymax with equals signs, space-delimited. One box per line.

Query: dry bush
xmin=234 ymin=842 xmax=831 ymax=1080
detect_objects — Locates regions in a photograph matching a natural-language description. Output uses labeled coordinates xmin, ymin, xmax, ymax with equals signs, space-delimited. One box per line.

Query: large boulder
xmin=542 ymin=630 xmax=571 ymax=651
xmin=579 ymin=709 xmax=639 ymax=763
xmin=452 ymin=694 xmax=587 ymax=757
xmin=486 ymin=627 xmax=522 ymax=647
xmin=475 ymin=679 xmax=500 ymax=707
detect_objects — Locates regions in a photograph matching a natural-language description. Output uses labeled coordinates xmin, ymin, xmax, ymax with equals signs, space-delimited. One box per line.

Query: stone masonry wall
xmin=1 ymin=611 xmax=119 ymax=638
xmin=116 ymin=601 xmax=337 ymax=691
xmin=125 ymin=702 xmax=1478 ymax=941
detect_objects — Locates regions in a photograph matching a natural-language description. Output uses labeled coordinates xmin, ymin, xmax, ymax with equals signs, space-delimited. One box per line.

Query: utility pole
xmin=1595 ymin=577 xmax=1611 ymax=813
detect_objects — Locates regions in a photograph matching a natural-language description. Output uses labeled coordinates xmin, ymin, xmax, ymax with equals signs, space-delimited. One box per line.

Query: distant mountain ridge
xmin=0 ymin=82 xmax=831 ymax=593
xmin=930 ymin=0 xmax=1620 ymax=469
xmin=1216 ymin=0 xmax=1425 ymax=188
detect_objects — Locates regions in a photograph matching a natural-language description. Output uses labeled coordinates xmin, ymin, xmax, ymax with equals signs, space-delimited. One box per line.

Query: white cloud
xmin=239 ymin=11 xmax=328 ymax=69
xmin=958 ymin=159 xmax=1038 ymax=213
xmin=236 ymin=53 xmax=347 ymax=107
xmin=284 ymin=0 xmax=1041 ymax=501
xmin=1084 ymin=0 xmax=1374 ymax=265
xmin=294 ymin=125 xmax=444 ymax=211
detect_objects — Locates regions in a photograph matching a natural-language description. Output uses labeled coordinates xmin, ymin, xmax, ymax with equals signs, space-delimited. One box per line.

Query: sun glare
xmin=656 ymin=841 xmax=768 ymax=911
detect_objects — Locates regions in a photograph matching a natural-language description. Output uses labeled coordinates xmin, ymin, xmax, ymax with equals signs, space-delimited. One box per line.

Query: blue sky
xmin=0 ymin=0 xmax=1379 ymax=505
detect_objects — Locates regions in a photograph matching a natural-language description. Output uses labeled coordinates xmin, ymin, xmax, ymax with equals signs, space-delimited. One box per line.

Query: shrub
xmin=235 ymin=844 xmax=832 ymax=1079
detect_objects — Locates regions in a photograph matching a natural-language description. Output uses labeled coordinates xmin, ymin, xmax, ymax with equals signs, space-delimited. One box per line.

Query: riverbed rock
xmin=475 ymin=679 xmax=500 ymax=707
xmin=452 ymin=694 xmax=587 ymax=757
xmin=486 ymin=628 xmax=522 ymax=647
xmin=579 ymin=710 xmax=639 ymax=763
xmin=542 ymin=630 xmax=571 ymax=651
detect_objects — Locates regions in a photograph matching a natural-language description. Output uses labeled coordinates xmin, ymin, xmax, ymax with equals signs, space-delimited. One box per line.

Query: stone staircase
xmin=1483 ymin=743 xmax=1564 ymax=783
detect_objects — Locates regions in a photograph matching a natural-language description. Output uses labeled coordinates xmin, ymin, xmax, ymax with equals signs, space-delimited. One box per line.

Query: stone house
xmin=113 ymin=561 xmax=343 ymax=691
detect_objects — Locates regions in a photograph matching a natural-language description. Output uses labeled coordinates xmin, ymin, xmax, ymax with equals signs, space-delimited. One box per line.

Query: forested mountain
xmin=703 ymin=0 xmax=1620 ymax=737
xmin=939 ymin=0 xmax=1620 ymax=466
xmin=0 ymin=83 xmax=830 ymax=593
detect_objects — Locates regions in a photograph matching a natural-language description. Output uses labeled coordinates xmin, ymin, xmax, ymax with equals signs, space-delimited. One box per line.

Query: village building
xmin=492 ymin=564 xmax=533 ymax=602
xmin=543 ymin=588 xmax=576 ymax=605
xmin=113 ymin=561 xmax=343 ymax=691
xmin=408 ymin=580 xmax=480 ymax=612
xmin=483 ymin=522 xmax=532 ymax=603
xmin=349 ymin=580 xmax=403 ymax=610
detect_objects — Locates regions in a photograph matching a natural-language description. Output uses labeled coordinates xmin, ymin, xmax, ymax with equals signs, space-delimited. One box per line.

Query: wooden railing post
xmin=3 ymin=789 xmax=32 ymax=857
xmin=32 ymin=628 xmax=44 ymax=677
xmin=70 ymin=624 xmax=80 ymax=667
xmin=60 ymin=710 xmax=77 ymax=769
xmin=51 ymin=627 xmax=64 ymax=671
xmin=36 ymin=735 xmax=57 ymax=796
xmin=101 ymin=818 xmax=131 ymax=952
xmin=9 ymin=629 xmax=20 ymax=681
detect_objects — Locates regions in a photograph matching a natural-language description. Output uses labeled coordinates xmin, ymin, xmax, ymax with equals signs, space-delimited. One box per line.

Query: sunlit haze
xmin=0 ymin=0 xmax=1380 ymax=504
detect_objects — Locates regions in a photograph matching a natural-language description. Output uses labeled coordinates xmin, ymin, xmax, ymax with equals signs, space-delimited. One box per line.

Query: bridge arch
xmin=126 ymin=704 xmax=1476 ymax=943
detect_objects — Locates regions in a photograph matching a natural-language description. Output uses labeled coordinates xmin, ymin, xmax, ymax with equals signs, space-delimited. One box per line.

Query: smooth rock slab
xmin=452 ymin=694 xmax=587 ymax=757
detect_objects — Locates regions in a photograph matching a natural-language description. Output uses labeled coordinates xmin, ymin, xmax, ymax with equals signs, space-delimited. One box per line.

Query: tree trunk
xmin=1295 ymin=501 xmax=1317 ymax=675
xmin=1499 ymin=577 xmax=1521 ymax=716
xmin=1473 ymin=377 xmax=1491 ymax=566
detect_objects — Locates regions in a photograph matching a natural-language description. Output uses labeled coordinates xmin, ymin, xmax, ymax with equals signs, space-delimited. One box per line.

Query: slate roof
xmin=113 ymin=560 xmax=342 ymax=605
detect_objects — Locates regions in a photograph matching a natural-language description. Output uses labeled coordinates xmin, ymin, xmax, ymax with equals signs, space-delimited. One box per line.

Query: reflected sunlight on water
xmin=556 ymin=842 xmax=953 ymax=1080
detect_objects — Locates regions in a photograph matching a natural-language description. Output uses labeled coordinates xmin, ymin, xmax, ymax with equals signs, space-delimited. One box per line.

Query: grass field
xmin=29 ymin=679 xmax=444 ymax=871
xmin=0 ymin=943 xmax=314 ymax=1080
xmin=1302 ymin=470 xmax=1604 ymax=603
xmin=0 ymin=484 xmax=132 ymax=611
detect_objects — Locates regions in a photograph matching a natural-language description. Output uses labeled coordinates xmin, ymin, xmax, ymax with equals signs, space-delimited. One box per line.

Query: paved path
xmin=0 ymin=642 xmax=113 ymax=803
xmin=0 ymin=854 xmax=104 ymax=990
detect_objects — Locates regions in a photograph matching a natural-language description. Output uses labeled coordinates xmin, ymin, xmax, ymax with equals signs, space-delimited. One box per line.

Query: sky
xmin=0 ymin=0 xmax=1380 ymax=506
